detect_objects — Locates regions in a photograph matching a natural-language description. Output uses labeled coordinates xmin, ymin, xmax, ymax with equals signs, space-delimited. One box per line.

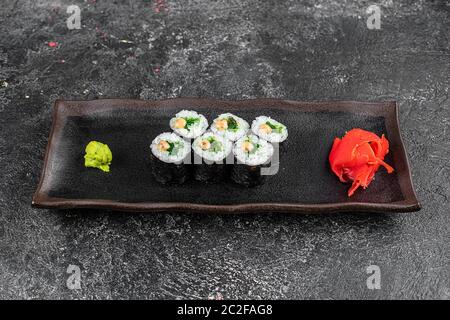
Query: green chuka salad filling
xmin=167 ymin=140 xmax=184 ymax=156
xmin=226 ymin=117 xmax=239 ymax=132
xmin=266 ymin=121 xmax=285 ymax=134
xmin=206 ymin=136 xmax=223 ymax=153
xmin=184 ymin=117 xmax=200 ymax=131
xmin=84 ymin=141 xmax=112 ymax=172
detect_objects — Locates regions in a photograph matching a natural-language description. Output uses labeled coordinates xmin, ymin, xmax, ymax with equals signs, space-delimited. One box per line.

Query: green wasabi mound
xmin=84 ymin=141 xmax=112 ymax=172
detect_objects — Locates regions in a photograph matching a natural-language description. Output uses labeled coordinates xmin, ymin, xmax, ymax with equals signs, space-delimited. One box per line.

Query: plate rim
xmin=32 ymin=98 xmax=421 ymax=213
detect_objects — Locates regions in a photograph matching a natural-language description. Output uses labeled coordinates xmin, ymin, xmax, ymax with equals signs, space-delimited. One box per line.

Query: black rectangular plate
xmin=32 ymin=99 xmax=420 ymax=213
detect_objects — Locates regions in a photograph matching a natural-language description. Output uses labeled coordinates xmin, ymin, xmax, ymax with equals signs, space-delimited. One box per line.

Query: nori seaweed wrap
xmin=192 ymin=132 xmax=232 ymax=183
xmin=150 ymin=132 xmax=191 ymax=184
xmin=231 ymin=134 xmax=274 ymax=187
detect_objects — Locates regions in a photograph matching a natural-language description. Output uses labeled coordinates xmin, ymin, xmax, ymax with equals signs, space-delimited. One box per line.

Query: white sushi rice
xmin=192 ymin=132 xmax=232 ymax=163
xmin=233 ymin=134 xmax=274 ymax=166
xmin=210 ymin=113 xmax=249 ymax=142
xmin=251 ymin=116 xmax=288 ymax=143
xmin=151 ymin=132 xmax=191 ymax=164
xmin=169 ymin=110 xmax=208 ymax=139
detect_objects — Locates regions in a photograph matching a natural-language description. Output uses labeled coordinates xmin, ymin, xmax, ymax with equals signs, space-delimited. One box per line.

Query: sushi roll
xmin=169 ymin=110 xmax=208 ymax=139
xmin=192 ymin=132 xmax=233 ymax=183
xmin=211 ymin=113 xmax=249 ymax=141
xmin=251 ymin=116 xmax=288 ymax=143
xmin=150 ymin=132 xmax=191 ymax=184
xmin=231 ymin=134 xmax=274 ymax=187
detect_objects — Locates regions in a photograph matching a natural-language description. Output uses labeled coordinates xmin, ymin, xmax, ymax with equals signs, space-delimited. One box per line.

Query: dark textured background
xmin=0 ymin=0 xmax=449 ymax=299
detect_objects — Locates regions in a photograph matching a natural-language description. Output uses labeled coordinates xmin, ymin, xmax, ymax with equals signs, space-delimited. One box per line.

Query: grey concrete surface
xmin=0 ymin=0 xmax=449 ymax=299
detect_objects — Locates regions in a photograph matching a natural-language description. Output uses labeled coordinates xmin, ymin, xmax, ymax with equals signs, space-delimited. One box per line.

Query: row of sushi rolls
xmin=149 ymin=110 xmax=288 ymax=186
